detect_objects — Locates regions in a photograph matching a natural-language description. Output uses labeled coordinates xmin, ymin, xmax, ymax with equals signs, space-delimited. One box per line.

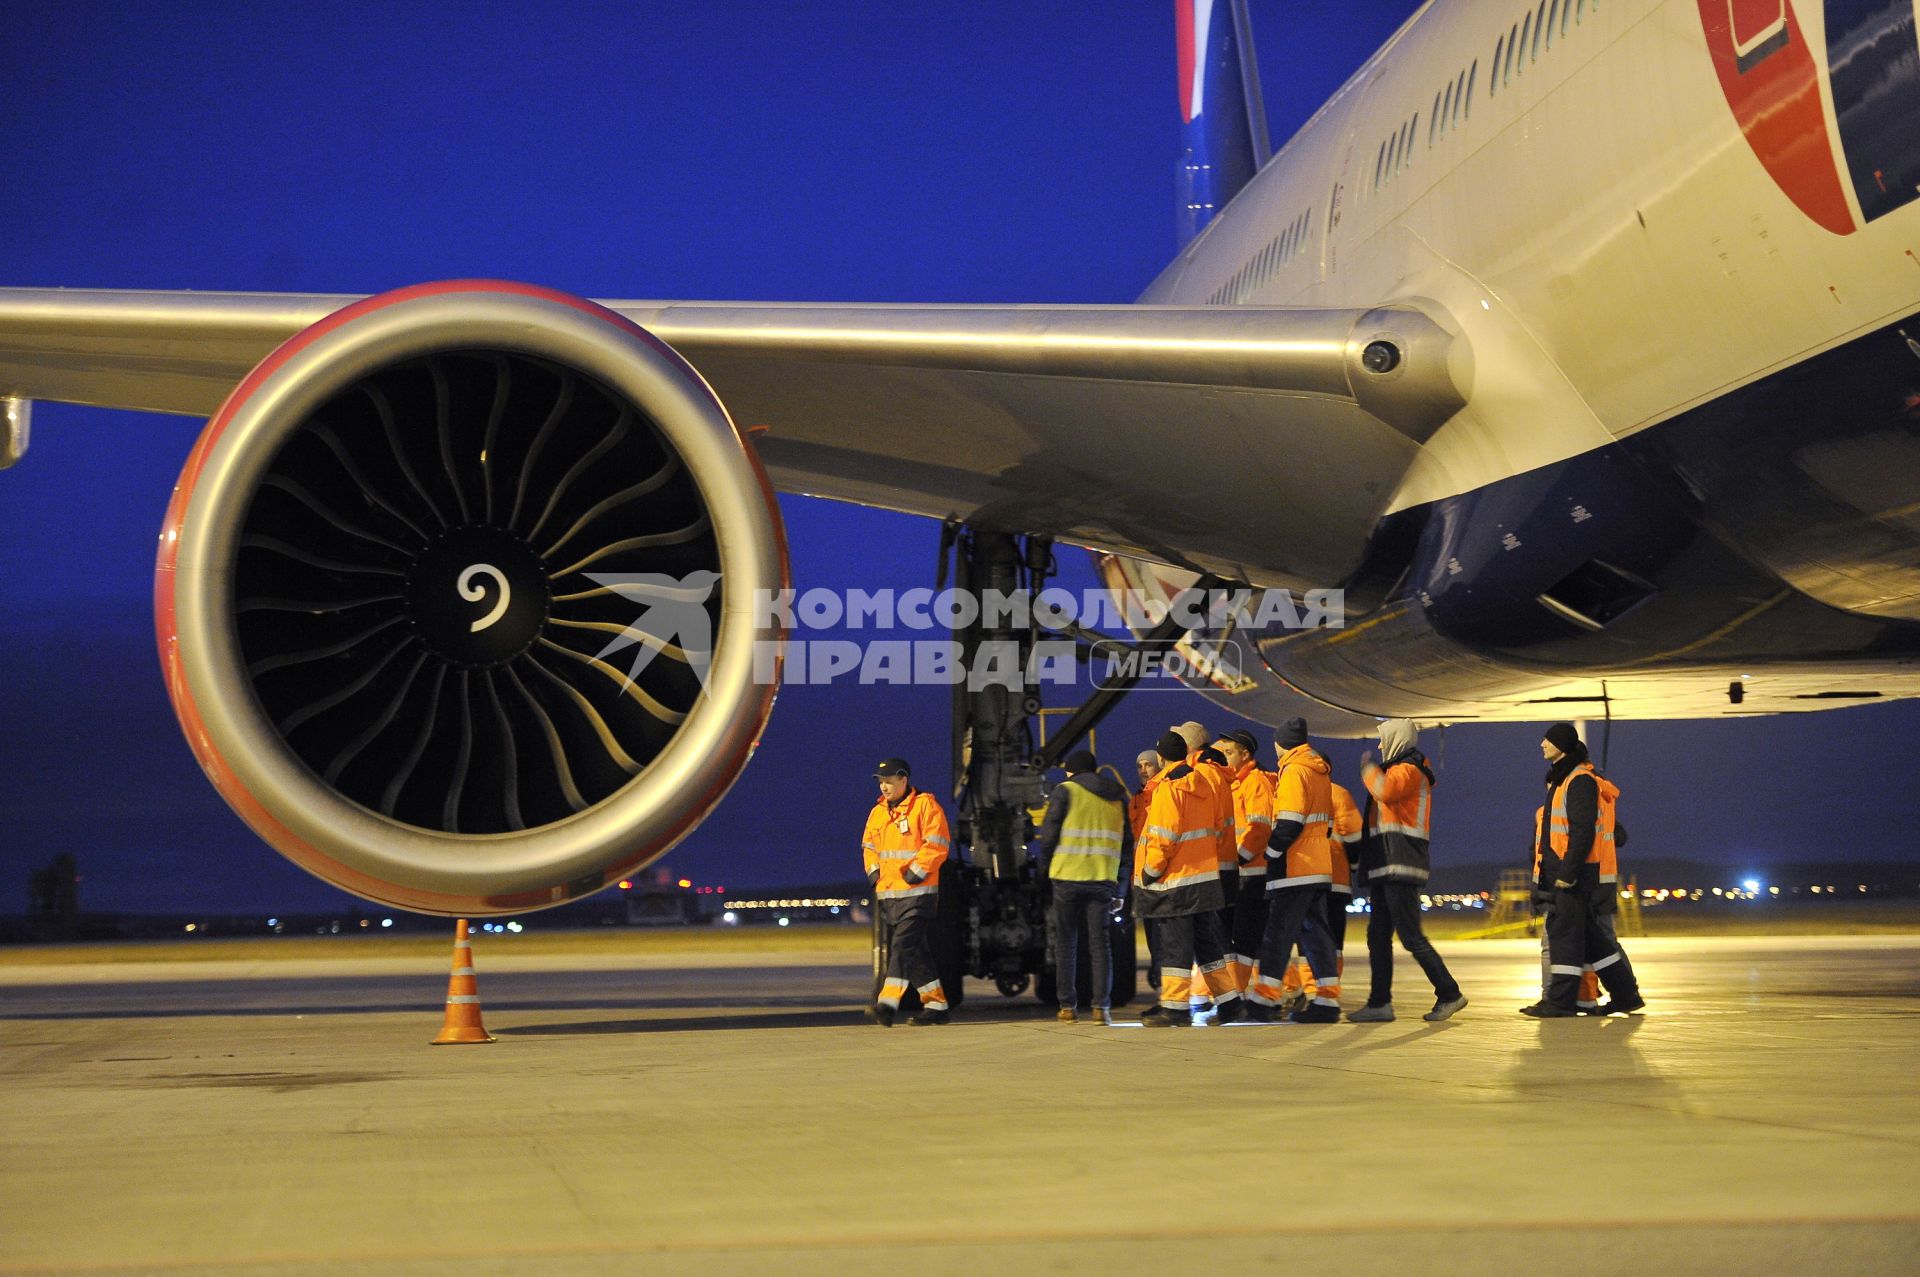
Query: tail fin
xmin=1175 ymin=0 xmax=1269 ymax=247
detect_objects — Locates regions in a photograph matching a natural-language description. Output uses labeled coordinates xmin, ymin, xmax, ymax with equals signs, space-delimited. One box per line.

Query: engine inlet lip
xmin=164 ymin=281 xmax=786 ymax=912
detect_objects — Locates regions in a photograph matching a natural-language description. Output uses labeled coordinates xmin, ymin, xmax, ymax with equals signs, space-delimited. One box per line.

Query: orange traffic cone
xmin=431 ymin=919 xmax=495 ymax=1045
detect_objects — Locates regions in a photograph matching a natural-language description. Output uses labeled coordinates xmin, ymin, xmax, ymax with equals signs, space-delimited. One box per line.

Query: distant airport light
xmin=722 ymin=911 xmax=738 ymax=925
xmin=618 ymin=880 xmax=632 ymax=890
xmin=1743 ymin=879 xmax=1761 ymax=894
xmin=677 ymin=879 xmax=692 ymax=889
xmin=381 ymin=918 xmax=393 ymax=927
xmin=1769 ymin=887 xmax=1779 ymax=895
xmin=267 ymin=917 xmax=278 ymax=927
xmin=184 ymin=923 xmax=196 ymax=933
xmin=506 ymin=921 xmax=523 ymax=933
xmin=778 ymin=917 xmax=790 ymax=927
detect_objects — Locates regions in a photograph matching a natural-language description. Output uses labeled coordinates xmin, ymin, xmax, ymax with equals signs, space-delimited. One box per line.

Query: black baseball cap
xmin=1221 ymin=729 xmax=1259 ymax=756
xmin=873 ymin=757 xmax=911 ymax=778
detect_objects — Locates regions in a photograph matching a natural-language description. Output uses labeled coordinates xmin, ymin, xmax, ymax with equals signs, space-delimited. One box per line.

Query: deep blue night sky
xmin=3 ymin=2 xmax=1915 ymax=916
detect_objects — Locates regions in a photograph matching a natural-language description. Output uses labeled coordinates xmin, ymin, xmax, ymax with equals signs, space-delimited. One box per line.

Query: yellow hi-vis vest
xmin=1049 ymin=781 xmax=1127 ymax=883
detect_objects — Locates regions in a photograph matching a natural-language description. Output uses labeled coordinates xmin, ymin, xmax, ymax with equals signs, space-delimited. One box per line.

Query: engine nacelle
xmin=155 ymin=280 xmax=787 ymax=915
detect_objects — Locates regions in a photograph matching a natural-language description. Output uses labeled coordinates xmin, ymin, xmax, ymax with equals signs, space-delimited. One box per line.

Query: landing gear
xmin=868 ymin=522 xmax=1223 ymax=1013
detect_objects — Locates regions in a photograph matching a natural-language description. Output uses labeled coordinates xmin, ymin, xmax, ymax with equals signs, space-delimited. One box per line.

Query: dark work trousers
xmin=1545 ymin=889 xmax=1640 ymax=1009
xmin=1365 ymin=879 xmax=1461 ymax=1006
xmin=1587 ymin=904 xmax=1641 ymax=1001
xmin=1145 ymin=910 xmax=1231 ymax=1009
xmin=1229 ymin=875 xmax=1268 ymax=969
xmin=1253 ymin=884 xmax=1328 ymax=1005
xmin=1294 ymin=892 xmax=1345 ymax=986
xmin=877 ymin=898 xmax=942 ymax=1005
xmin=1325 ymin=891 xmax=1351 ymax=966
xmin=1050 ymin=880 xmax=1116 ymax=1010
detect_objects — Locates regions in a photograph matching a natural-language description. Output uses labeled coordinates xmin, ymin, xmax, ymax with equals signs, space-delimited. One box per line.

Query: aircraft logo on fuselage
xmin=1696 ymin=0 xmax=1920 ymax=235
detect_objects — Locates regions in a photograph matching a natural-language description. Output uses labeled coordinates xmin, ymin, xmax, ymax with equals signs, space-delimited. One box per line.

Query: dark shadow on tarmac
xmin=497 ymin=995 xmax=1155 ymax=1035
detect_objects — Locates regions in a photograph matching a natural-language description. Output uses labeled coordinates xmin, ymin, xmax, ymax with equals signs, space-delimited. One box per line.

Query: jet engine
xmin=154 ymin=281 xmax=787 ymax=914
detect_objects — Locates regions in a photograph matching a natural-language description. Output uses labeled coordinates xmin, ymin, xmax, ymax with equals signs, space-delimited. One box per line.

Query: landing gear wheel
xmin=994 ymin=974 xmax=1031 ymax=998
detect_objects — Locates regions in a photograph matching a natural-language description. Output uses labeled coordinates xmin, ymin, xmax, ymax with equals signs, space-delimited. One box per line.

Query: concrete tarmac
xmin=2 ymin=935 xmax=1917 ymax=1275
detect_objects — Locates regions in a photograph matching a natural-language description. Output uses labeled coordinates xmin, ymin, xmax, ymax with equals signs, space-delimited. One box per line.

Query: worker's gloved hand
xmin=1530 ymin=886 xmax=1552 ymax=911
xmin=1107 ymin=896 xmax=1125 ymax=919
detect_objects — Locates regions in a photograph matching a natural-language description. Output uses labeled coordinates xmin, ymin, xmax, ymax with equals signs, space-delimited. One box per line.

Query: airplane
xmin=1 ymin=0 xmax=1916 ymax=946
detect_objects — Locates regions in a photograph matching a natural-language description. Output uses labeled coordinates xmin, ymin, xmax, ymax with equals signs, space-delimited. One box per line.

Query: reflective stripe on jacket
xmin=1134 ymin=761 xmax=1226 ymax=918
xmin=1360 ymin=752 xmax=1434 ymax=884
xmin=1268 ymin=744 xmax=1334 ymax=889
xmin=1228 ymin=760 xmax=1276 ymax=878
xmin=1188 ymin=752 xmax=1239 ymax=879
xmin=1548 ymin=762 xmax=1620 ymax=884
xmin=1048 ymin=779 xmax=1128 ymax=883
xmin=1329 ymin=782 xmax=1362 ymax=894
xmin=863 ymin=789 xmax=951 ymax=900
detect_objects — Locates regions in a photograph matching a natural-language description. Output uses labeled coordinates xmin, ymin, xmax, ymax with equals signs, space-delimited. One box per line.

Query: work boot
xmin=1277 ymin=990 xmax=1307 ymax=1016
xmin=1594 ymin=994 xmax=1646 ymax=1015
xmin=908 ymin=1007 xmax=950 ymax=1026
xmin=867 ymin=1003 xmax=895 ymax=1027
xmin=1212 ymin=999 xmax=1245 ymax=1024
xmin=1425 ymin=995 xmax=1468 ymax=1022
xmin=1519 ymin=1002 xmax=1577 ymax=1018
xmin=1347 ymin=1003 xmax=1395 ymax=1023
xmin=1140 ymin=1005 xmax=1189 ymax=1028
xmin=1056 ymin=1007 xmax=1077 ymax=1024
xmin=1240 ymin=1003 xmax=1280 ymax=1023
xmin=1289 ymin=1003 xmax=1341 ymax=1024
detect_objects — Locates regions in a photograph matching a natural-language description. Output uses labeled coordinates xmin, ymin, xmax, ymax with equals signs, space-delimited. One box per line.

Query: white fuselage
xmin=1142 ymin=0 xmax=1920 ymax=515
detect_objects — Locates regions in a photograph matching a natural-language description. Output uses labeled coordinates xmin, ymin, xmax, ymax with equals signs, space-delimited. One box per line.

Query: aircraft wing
xmin=0 ymin=288 xmax=1466 ymax=588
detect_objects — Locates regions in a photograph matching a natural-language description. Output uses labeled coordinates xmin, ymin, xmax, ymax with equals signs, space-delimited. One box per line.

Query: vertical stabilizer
xmin=1175 ymin=0 xmax=1268 ymax=247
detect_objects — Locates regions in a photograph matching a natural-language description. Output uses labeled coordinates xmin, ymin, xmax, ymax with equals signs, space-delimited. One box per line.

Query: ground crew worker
xmin=1032 ymin=749 xmax=1132 ymax=1026
xmin=1522 ymin=723 xmax=1646 ymax=1018
xmin=1172 ymin=720 xmax=1240 ymax=1020
xmin=1248 ymin=718 xmax=1339 ymax=1022
xmin=1280 ymin=777 xmax=1361 ymax=1014
xmin=1214 ymin=729 xmax=1273 ymax=1001
xmin=862 ymin=757 xmax=953 ymax=1027
xmin=1130 ymin=750 xmax=1159 ymax=840
xmin=1351 ymin=720 xmax=1468 ymax=1023
xmin=1527 ymin=805 xmax=1601 ymax=1012
xmin=1136 ymin=731 xmax=1232 ymax=1027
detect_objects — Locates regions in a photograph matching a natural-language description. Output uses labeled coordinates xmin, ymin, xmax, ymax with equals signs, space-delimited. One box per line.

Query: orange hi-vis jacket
xmin=1135 ymin=761 xmax=1227 ymax=918
xmin=1129 ymin=781 xmax=1155 ymax=841
xmin=863 ymin=788 xmax=952 ymax=903
xmin=1361 ymin=754 xmax=1434 ymax=884
xmin=1267 ymin=744 xmax=1334 ymax=889
xmin=1228 ymin=760 xmax=1276 ymax=877
xmin=1187 ymin=751 xmax=1239 ymax=880
xmin=1329 ymin=782 xmax=1362 ymax=894
xmin=1548 ymin=762 xmax=1620 ymax=884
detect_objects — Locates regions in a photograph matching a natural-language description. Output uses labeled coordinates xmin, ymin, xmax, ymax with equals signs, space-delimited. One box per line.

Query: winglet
xmin=1176 ymin=0 xmax=1269 ymax=248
